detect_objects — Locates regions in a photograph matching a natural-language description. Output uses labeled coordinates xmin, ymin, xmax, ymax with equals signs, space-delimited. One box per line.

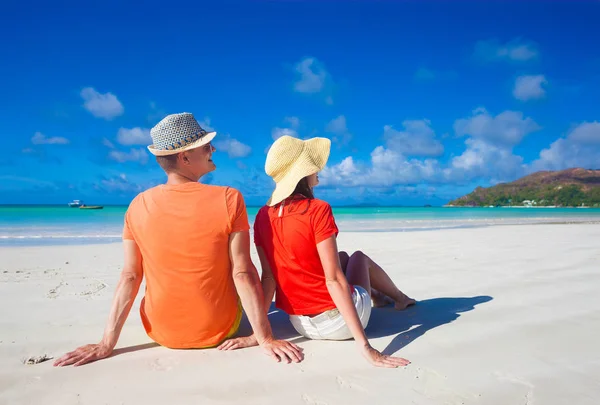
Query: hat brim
xmin=147 ymin=131 xmax=217 ymax=156
xmin=266 ymin=137 xmax=331 ymax=206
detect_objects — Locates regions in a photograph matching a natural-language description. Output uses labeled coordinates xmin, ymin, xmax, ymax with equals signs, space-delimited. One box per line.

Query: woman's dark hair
xmin=292 ymin=176 xmax=315 ymax=200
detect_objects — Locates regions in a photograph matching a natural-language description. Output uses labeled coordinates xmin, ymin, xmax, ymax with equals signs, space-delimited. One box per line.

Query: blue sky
xmin=1 ymin=0 xmax=599 ymax=206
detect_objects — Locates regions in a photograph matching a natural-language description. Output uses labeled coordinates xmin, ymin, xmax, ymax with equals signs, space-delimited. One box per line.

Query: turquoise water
xmin=1 ymin=205 xmax=600 ymax=246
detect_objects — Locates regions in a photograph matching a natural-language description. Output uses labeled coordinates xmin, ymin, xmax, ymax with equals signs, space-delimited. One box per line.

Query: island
xmin=448 ymin=168 xmax=600 ymax=208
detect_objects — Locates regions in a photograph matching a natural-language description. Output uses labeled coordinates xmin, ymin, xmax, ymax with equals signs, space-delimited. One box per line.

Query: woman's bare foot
xmin=394 ymin=293 xmax=416 ymax=311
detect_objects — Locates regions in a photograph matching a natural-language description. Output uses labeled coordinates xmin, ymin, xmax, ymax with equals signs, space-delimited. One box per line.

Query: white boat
xmin=68 ymin=199 xmax=83 ymax=208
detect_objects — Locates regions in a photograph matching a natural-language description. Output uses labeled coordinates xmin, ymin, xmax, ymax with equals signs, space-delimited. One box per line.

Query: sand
xmin=1 ymin=224 xmax=599 ymax=404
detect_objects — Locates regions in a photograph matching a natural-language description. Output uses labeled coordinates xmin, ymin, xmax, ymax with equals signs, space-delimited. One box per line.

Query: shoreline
xmin=444 ymin=205 xmax=598 ymax=208
xmin=2 ymin=218 xmax=600 ymax=247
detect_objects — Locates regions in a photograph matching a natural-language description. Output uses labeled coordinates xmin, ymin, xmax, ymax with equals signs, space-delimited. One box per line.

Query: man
xmin=54 ymin=112 xmax=303 ymax=367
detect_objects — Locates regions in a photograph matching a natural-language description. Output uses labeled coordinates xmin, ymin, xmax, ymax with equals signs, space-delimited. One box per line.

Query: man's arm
xmin=54 ymin=239 xmax=143 ymax=367
xmin=229 ymin=231 xmax=272 ymax=343
xmin=227 ymin=231 xmax=303 ymax=363
xmin=256 ymin=246 xmax=276 ymax=314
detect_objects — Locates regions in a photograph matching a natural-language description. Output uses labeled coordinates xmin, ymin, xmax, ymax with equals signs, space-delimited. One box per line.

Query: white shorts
xmin=289 ymin=286 xmax=372 ymax=341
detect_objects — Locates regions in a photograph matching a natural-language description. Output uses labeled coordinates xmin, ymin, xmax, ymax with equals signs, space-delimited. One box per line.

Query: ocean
xmin=2 ymin=205 xmax=600 ymax=246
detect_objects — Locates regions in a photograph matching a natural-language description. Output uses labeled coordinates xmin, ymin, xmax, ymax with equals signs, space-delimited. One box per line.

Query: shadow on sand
xmin=241 ymin=296 xmax=493 ymax=352
xmin=368 ymin=296 xmax=493 ymax=355
xmin=108 ymin=296 xmax=492 ymax=357
xmin=237 ymin=302 xmax=307 ymax=343
xmin=111 ymin=342 xmax=160 ymax=357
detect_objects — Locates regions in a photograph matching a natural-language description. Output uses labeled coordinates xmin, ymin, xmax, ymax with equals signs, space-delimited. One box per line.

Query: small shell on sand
xmin=23 ymin=354 xmax=53 ymax=365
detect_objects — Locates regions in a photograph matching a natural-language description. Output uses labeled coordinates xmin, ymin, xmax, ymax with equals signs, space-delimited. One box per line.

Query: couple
xmin=54 ymin=113 xmax=415 ymax=368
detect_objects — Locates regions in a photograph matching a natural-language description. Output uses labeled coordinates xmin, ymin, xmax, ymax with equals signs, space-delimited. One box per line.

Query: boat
xmin=79 ymin=205 xmax=104 ymax=210
xmin=68 ymin=199 xmax=83 ymax=208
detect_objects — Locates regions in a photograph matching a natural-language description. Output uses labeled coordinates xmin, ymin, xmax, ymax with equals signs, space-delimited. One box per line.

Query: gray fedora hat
xmin=147 ymin=112 xmax=216 ymax=156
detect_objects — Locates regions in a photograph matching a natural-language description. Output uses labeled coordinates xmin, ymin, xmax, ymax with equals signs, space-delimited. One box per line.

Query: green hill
xmin=448 ymin=168 xmax=600 ymax=207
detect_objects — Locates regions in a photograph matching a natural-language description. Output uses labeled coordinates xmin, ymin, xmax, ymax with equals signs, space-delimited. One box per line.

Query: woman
xmin=219 ymin=135 xmax=415 ymax=367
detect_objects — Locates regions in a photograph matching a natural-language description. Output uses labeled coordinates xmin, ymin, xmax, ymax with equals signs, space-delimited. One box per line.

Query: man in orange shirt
xmin=54 ymin=113 xmax=303 ymax=366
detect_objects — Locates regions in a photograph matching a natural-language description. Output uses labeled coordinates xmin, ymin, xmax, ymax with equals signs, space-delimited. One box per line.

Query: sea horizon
xmin=2 ymin=205 xmax=600 ymax=247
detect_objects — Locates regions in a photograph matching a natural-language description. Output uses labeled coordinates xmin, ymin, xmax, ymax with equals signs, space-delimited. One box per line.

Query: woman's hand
xmin=360 ymin=343 xmax=410 ymax=368
xmin=259 ymin=338 xmax=304 ymax=363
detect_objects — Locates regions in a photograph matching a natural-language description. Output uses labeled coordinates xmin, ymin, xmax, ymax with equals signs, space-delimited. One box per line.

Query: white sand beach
xmin=1 ymin=224 xmax=599 ymax=404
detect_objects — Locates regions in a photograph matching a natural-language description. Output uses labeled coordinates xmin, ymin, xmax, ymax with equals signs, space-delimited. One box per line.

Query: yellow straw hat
xmin=265 ymin=135 xmax=331 ymax=206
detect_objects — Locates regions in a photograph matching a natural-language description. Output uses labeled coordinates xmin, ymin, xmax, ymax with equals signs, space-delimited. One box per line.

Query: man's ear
xmin=180 ymin=152 xmax=190 ymax=165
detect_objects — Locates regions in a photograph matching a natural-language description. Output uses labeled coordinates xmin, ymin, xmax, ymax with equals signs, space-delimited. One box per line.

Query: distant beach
xmin=2 ymin=205 xmax=600 ymax=246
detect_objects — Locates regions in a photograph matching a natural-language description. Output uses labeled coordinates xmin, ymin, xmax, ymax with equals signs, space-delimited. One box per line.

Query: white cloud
xmin=214 ymin=136 xmax=252 ymax=158
xmin=31 ymin=132 xmax=69 ymax=145
xmin=326 ymin=115 xmax=352 ymax=145
xmin=474 ymin=39 xmax=539 ymax=62
xmin=444 ymin=138 xmax=526 ymax=183
xmin=383 ymin=120 xmax=444 ymax=157
xmin=531 ymin=121 xmax=600 ymax=171
xmin=454 ymin=107 xmax=541 ymax=146
xmin=446 ymin=108 xmax=540 ymax=182
xmin=513 ymin=75 xmax=547 ymax=101
xmin=321 ymin=108 xmax=542 ymax=189
xmin=320 ymin=147 xmax=440 ymax=188
xmin=271 ymin=127 xmax=298 ymax=141
xmin=117 ymin=127 xmax=151 ymax=145
xmin=565 ymin=121 xmax=600 ymax=144
xmin=293 ymin=57 xmax=333 ymax=104
xmin=326 ymin=115 xmax=347 ymax=134
xmin=108 ymin=148 xmax=148 ymax=165
xmin=294 ymin=57 xmax=328 ymax=93
xmin=80 ymin=87 xmax=124 ymax=120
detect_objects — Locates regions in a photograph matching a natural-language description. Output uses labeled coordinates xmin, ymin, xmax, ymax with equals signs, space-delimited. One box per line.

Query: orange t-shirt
xmin=123 ymin=182 xmax=249 ymax=349
xmin=253 ymin=196 xmax=339 ymax=316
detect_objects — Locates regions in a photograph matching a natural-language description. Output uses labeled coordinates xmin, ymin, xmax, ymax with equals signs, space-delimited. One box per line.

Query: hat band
xmin=156 ymin=130 xmax=207 ymax=151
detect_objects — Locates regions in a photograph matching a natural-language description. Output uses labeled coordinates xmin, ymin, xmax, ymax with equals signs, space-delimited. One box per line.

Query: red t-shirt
xmin=253 ymin=196 xmax=339 ymax=316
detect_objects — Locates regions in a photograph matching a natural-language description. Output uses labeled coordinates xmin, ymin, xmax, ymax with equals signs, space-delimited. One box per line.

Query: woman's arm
xmin=317 ymin=235 xmax=410 ymax=368
xmin=317 ymin=236 xmax=369 ymax=346
xmin=257 ymin=246 xmax=276 ymax=314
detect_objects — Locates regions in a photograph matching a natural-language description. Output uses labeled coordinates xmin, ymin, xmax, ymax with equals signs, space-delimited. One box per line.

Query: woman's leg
xmin=338 ymin=251 xmax=350 ymax=273
xmin=345 ymin=251 xmax=415 ymax=310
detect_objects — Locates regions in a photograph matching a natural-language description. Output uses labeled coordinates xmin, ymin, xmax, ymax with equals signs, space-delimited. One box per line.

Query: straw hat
xmin=147 ymin=112 xmax=216 ymax=156
xmin=265 ymin=135 xmax=331 ymax=206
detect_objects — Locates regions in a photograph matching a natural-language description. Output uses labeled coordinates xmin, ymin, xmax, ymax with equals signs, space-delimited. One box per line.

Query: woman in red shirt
xmin=220 ymin=135 xmax=415 ymax=367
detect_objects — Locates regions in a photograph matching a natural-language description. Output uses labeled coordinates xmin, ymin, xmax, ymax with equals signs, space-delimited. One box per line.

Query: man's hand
xmin=360 ymin=344 xmax=410 ymax=368
xmin=217 ymin=334 xmax=259 ymax=351
xmin=53 ymin=343 xmax=113 ymax=367
xmin=260 ymin=338 xmax=304 ymax=363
